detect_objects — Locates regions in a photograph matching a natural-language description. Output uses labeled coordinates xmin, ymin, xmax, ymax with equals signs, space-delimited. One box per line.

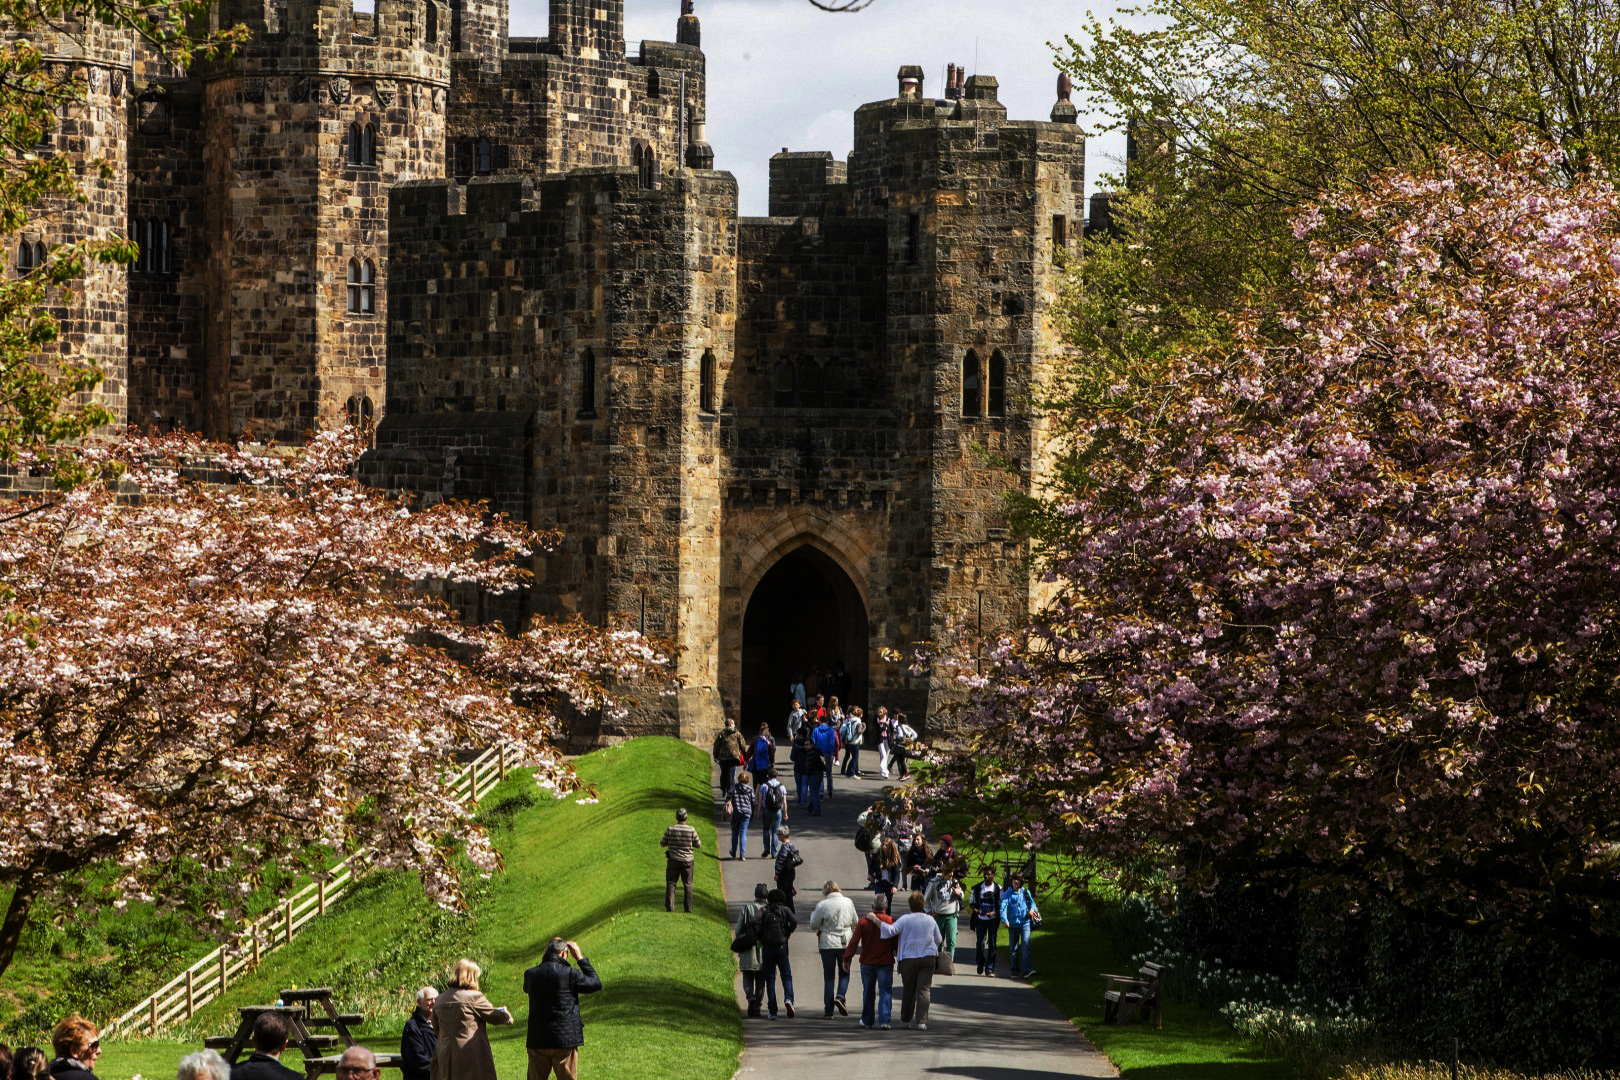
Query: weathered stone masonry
xmin=17 ymin=0 xmax=1082 ymax=746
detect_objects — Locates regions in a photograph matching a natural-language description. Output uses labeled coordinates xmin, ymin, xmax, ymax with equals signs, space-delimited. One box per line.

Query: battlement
xmin=768 ymin=151 xmax=850 ymax=218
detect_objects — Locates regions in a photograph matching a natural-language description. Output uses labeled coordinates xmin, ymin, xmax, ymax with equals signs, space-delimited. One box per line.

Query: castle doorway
xmin=740 ymin=545 xmax=869 ymax=739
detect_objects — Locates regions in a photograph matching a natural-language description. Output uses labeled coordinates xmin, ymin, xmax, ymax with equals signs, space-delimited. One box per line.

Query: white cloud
xmin=507 ymin=0 xmax=1128 ymax=215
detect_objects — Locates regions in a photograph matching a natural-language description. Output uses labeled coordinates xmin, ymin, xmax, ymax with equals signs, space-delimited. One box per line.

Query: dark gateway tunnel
xmin=740 ymin=545 xmax=869 ymax=739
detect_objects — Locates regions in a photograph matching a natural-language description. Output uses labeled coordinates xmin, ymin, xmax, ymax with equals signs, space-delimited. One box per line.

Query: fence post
xmin=498 ymin=743 xmax=507 ymax=780
xmin=470 ymin=760 xmax=479 ymax=805
xmin=253 ymin=923 xmax=261 ymax=966
xmin=285 ymin=900 xmax=293 ymax=944
xmin=151 ymin=993 xmax=159 ymax=1034
xmin=319 ymin=878 xmax=327 ymax=915
xmin=220 ymin=948 xmax=228 ymax=994
xmin=185 ymin=969 xmax=195 ymax=1018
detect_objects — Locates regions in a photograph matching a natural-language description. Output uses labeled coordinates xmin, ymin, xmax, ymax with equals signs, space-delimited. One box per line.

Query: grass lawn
xmin=93 ymin=737 xmax=739 ymax=1080
xmin=1029 ymin=892 xmax=1295 ymax=1080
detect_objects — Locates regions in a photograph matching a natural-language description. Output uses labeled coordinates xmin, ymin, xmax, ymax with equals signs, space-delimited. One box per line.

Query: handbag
xmin=934 ymin=947 xmax=955 ymax=976
xmin=854 ymin=825 xmax=872 ymax=852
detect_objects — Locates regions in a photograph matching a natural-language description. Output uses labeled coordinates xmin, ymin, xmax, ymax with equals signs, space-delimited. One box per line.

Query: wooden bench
xmin=205 ymin=986 xmax=402 ymax=1080
xmin=1102 ymin=962 xmax=1165 ymax=1028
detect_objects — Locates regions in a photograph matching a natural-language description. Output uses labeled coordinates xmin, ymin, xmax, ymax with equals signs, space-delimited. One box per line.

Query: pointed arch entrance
xmin=740 ymin=544 xmax=868 ymax=738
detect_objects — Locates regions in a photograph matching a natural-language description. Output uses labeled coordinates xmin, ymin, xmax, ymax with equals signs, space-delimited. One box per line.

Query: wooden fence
xmin=105 ymin=743 xmax=516 ymax=1038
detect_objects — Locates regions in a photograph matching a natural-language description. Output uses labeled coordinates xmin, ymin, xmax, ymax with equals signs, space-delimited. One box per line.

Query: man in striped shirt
xmin=661 ymin=807 xmax=702 ymax=913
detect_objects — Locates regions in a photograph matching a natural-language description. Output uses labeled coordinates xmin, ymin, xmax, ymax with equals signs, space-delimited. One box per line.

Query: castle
xmin=24 ymin=0 xmax=1085 ymax=742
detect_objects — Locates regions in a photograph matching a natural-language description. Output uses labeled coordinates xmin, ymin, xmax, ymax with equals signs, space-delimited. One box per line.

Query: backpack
xmin=761 ymin=781 xmax=782 ymax=814
xmin=759 ymin=904 xmax=791 ymax=947
xmin=731 ymin=908 xmax=762 ymax=953
xmin=752 ymin=736 xmax=773 ymax=770
xmin=843 ymin=718 xmax=860 ymax=744
xmin=854 ymin=825 xmax=873 ymax=853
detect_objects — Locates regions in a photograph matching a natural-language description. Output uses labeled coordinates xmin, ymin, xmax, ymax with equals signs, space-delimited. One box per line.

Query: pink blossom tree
xmin=0 ymin=428 xmax=670 ymax=980
xmin=927 ymin=146 xmax=1620 ymax=954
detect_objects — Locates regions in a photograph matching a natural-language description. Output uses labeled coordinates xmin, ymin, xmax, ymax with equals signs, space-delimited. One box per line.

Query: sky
xmin=507 ymin=0 xmax=1129 ymax=217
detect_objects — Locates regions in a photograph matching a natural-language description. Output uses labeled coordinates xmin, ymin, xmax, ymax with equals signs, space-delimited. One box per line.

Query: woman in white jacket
xmin=879 ymin=891 xmax=945 ymax=1029
xmin=810 ymin=880 xmax=859 ymax=1017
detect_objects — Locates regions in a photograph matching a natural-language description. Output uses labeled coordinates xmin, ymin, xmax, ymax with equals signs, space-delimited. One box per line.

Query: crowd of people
xmin=705 ymin=689 xmax=1042 ymax=1033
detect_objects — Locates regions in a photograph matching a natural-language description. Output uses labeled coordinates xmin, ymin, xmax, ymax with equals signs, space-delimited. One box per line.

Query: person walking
xmin=523 ymin=938 xmax=603 ymax=1080
xmin=725 ymin=770 xmax=755 ymax=860
xmin=736 ymin=883 xmax=769 ymax=1018
xmin=924 ymin=864 xmax=965 ymax=963
xmin=711 ymin=719 xmax=747 ymax=795
xmin=891 ymin=714 xmax=918 ymax=779
xmin=773 ymin=826 xmax=804 ymax=912
xmin=841 ymin=895 xmax=896 ymax=1029
xmin=748 ymin=724 xmax=776 ymax=777
xmin=790 ymin=726 xmax=813 ymax=807
xmin=757 ymin=769 xmax=788 ymax=857
xmin=803 ymin=734 xmax=826 ymax=817
xmin=873 ymin=837 xmax=902 ymax=904
xmin=840 ymin=708 xmax=866 ymax=778
xmin=787 ymin=698 xmax=807 ymax=741
xmin=873 ymin=707 xmax=893 ymax=780
xmin=970 ymin=866 xmax=1002 ymax=976
xmin=904 ymin=832 xmax=932 ymax=893
xmin=879 ymin=891 xmax=945 ymax=1030
xmin=430 ymin=959 xmax=513 ymax=1080
xmin=757 ymin=889 xmax=799 ymax=1019
xmin=660 ymin=807 xmax=701 ymax=913
xmin=399 ymin=988 xmax=438 ymax=1080
xmin=811 ymin=714 xmax=840 ymax=800
xmin=1000 ymin=871 xmax=1041 ymax=979
xmin=856 ymin=801 xmax=889 ymax=884
xmin=808 ymin=881 xmax=858 ymax=1018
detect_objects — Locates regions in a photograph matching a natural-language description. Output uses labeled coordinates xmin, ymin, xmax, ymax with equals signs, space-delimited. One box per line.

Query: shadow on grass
xmin=926 ymin=1069 xmax=1107 ymax=1080
xmin=482 ymin=975 xmax=734 ymax=1041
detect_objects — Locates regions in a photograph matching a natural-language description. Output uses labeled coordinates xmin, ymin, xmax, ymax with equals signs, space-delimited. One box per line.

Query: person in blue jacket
xmin=811 ymin=716 xmax=841 ymax=801
xmin=999 ymin=871 xmax=1041 ymax=980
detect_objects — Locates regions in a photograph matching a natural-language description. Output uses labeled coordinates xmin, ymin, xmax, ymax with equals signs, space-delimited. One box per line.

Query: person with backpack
xmin=749 ymin=724 xmax=776 ymax=776
xmin=757 ymin=768 xmax=789 ymax=857
xmin=891 ymin=715 xmax=918 ymax=779
xmin=773 ymin=826 xmax=805 ymax=913
xmin=856 ymin=802 xmax=888 ymax=883
xmin=811 ymin=714 xmax=841 ymax=800
xmin=970 ymin=866 xmax=1002 ymax=976
xmin=725 ymin=770 xmax=755 ymax=860
xmin=711 ymin=718 xmax=748 ymax=795
xmin=736 ymin=882 xmax=769 ymax=1017
xmin=840 ymin=708 xmax=866 ymax=778
xmin=758 ymin=888 xmax=799 ymax=1019
xmin=999 ymin=870 xmax=1041 ymax=979
xmin=803 ymin=734 xmax=826 ymax=817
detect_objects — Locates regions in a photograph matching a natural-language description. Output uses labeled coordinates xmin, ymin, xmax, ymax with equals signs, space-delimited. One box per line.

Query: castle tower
xmin=190 ymin=0 xmax=463 ymax=441
xmin=11 ymin=20 xmax=138 ymax=427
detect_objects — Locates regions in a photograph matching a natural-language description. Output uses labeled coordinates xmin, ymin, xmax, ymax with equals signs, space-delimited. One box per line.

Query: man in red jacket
xmin=841 ymin=895 xmax=897 ymax=1029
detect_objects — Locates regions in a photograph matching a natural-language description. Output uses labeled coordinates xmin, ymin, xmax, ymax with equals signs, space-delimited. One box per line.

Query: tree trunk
xmin=0 ymin=878 xmax=38 ymax=982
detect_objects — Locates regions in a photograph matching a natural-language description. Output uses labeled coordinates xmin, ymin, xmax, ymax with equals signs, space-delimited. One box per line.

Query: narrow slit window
xmin=580 ymin=348 xmax=597 ymax=415
xmin=823 ymin=361 xmax=845 ymax=409
xmin=347 ymin=123 xmax=362 ymax=165
xmin=362 ymin=123 xmax=377 ymax=167
xmin=17 ymin=239 xmax=34 ymax=274
xmin=962 ymin=349 xmax=982 ymax=417
xmin=699 ymin=349 xmax=717 ymax=413
xmin=773 ymin=360 xmax=796 ymax=407
xmin=988 ymin=350 xmax=1006 ymax=417
xmin=1052 ymin=214 xmax=1067 ymax=254
xmin=800 ymin=361 xmax=823 ymax=408
xmin=425 ymin=1 xmax=437 ymax=42
xmin=476 ymin=136 xmax=492 ymax=174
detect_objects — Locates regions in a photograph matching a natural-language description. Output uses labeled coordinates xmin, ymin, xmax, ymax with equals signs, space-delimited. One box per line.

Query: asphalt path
xmin=715 ymin=747 xmax=1117 ymax=1079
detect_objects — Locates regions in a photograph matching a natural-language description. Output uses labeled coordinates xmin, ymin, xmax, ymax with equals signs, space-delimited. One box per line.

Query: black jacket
xmin=49 ymin=1061 xmax=96 ymax=1080
xmin=399 ymin=1011 xmax=438 ymax=1080
xmin=523 ymin=955 xmax=602 ymax=1049
xmin=229 ymin=1053 xmax=302 ymax=1080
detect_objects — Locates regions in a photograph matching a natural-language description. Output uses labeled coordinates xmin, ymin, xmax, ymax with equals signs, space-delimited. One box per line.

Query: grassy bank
xmin=77 ymin=737 xmax=737 ymax=1080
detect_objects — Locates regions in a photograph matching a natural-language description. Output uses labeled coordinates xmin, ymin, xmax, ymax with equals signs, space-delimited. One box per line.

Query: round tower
xmin=194 ymin=0 xmax=462 ymax=441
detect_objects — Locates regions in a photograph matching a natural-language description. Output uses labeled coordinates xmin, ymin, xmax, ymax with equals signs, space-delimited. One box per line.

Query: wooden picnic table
xmin=204 ymin=988 xmax=403 ymax=1080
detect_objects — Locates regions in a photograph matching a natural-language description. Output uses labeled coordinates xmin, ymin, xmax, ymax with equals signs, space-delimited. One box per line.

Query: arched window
xmin=699 ymin=349 xmax=716 ymax=413
xmin=17 ymin=239 xmax=35 ymax=274
xmin=347 ymin=123 xmax=362 ymax=165
xmin=348 ymin=258 xmax=375 ymax=313
xmin=799 ymin=360 xmax=823 ymax=408
xmin=580 ymin=348 xmax=597 ymax=416
xmin=772 ymin=360 xmax=796 ymax=407
xmin=33 ymin=241 xmax=45 ymax=270
xmin=346 ymin=394 xmax=374 ymax=427
xmin=635 ymin=144 xmax=657 ymax=190
xmin=476 ymin=137 xmax=492 ymax=174
xmin=987 ymin=350 xmax=1006 ymax=416
xmin=961 ymin=349 xmax=982 ymax=417
xmin=362 ymin=123 xmax=377 ymax=167
xmin=823 ymin=361 xmax=845 ymax=409
xmin=647 ymin=69 xmax=661 ymax=98
xmin=425 ymin=1 xmax=437 ymax=42
xmin=129 ymin=221 xmax=172 ymax=275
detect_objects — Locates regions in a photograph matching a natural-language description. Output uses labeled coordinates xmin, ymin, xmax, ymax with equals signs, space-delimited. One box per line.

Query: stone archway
xmin=739 ymin=544 xmax=869 ymax=738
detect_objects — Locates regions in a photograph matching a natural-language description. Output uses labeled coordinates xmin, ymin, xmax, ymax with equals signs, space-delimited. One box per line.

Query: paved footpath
xmin=716 ymin=749 xmax=1117 ymax=1080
